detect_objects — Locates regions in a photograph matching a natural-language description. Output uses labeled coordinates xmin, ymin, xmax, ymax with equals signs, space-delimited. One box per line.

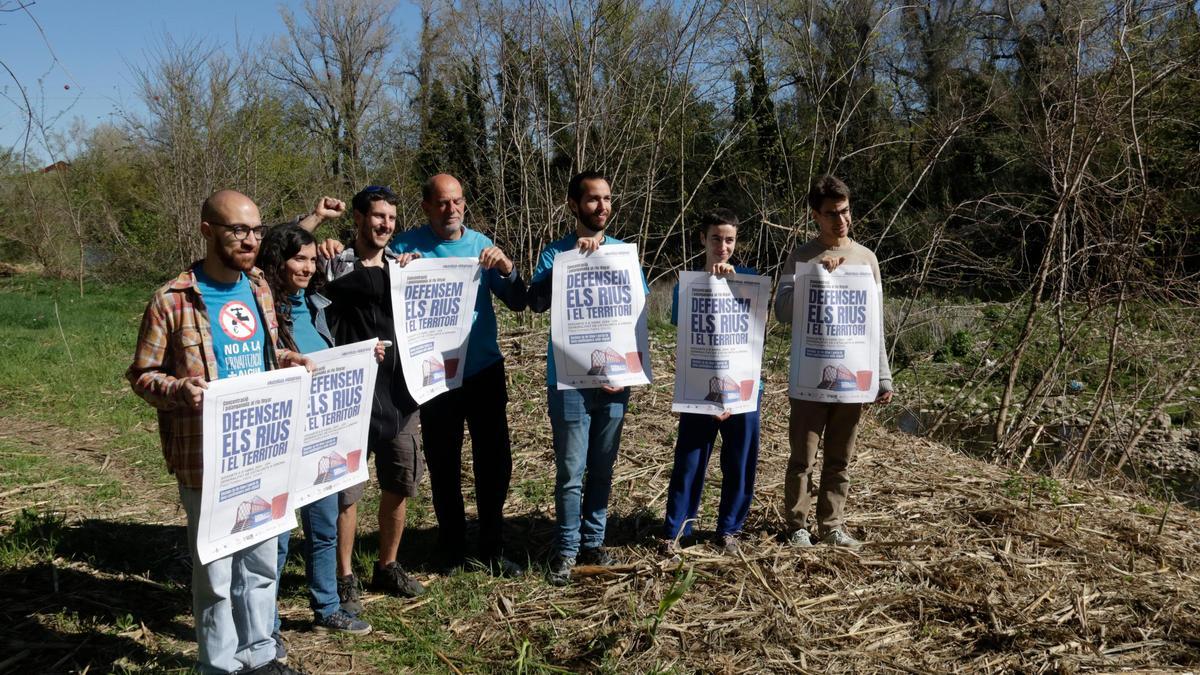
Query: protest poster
xmin=291 ymin=339 xmax=378 ymax=509
xmin=788 ymin=263 xmax=882 ymax=403
xmin=198 ymin=367 xmax=309 ymax=564
xmin=550 ymin=243 xmax=652 ymax=389
xmin=388 ymin=257 xmax=481 ymax=405
xmin=672 ymin=271 xmax=770 ymax=414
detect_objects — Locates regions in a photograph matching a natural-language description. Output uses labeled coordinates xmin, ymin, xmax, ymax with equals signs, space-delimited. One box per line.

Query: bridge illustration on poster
xmin=316 ymin=452 xmax=348 ymax=483
xmin=817 ymin=364 xmax=872 ymax=392
xmin=705 ymin=375 xmax=754 ymax=403
xmin=230 ymin=493 xmax=287 ymax=533
xmin=421 ymin=354 xmax=460 ymax=386
xmin=588 ymin=348 xmax=643 ymax=376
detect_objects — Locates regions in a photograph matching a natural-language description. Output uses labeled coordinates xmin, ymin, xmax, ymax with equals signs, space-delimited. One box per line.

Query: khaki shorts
xmin=339 ymin=411 xmax=423 ymax=506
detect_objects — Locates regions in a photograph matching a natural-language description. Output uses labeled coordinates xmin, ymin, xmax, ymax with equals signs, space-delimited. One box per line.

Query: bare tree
xmin=269 ymin=0 xmax=396 ymax=188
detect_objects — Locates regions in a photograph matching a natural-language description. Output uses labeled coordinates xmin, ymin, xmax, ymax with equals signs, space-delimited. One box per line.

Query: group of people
xmin=127 ymin=171 xmax=893 ymax=674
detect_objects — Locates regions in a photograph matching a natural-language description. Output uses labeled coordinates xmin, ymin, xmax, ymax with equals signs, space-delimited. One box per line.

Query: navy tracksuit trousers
xmin=662 ymin=408 xmax=760 ymax=539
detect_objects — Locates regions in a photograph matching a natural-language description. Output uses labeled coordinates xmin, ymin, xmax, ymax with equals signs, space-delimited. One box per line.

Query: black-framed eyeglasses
xmin=210 ymin=222 xmax=267 ymax=241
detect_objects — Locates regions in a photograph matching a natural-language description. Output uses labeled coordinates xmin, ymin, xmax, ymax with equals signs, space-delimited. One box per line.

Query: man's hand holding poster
xmin=292 ymin=339 xmax=378 ymax=508
xmin=198 ymin=367 xmax=309 ymax=564
xmin=788 ymin=263 xmax=882 ymax=403
xmin=389 ymin=257 xmax=481 ymax=404
xmin=551 ymin=243 xmax=652 ymax=389
xmin=673 ymin=271 xmax=769 ymax=414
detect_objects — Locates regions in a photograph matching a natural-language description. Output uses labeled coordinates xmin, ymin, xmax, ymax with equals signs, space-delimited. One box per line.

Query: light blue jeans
xmin=547 ymin=386 xmax=629 ymax=558
xmin=275 ymin=493 xmax=340 ymax=629
xmin=179 ymin=487 xmax=278 ymax=674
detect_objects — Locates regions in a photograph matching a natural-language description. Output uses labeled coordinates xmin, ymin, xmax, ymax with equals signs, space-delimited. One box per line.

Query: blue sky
xmin=0 ymin=0 xmax=419 ymax=160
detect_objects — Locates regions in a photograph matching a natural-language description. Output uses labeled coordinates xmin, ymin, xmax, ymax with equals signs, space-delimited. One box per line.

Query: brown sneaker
xmin=718 ymin=533 xmax=741 ymax=555
xmin=657 ymin=538 xmax=682 ymax=563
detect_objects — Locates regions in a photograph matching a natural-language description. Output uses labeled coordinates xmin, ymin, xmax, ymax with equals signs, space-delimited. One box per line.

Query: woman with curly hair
xmin=257 ymin=223 xmax=373 ymax=650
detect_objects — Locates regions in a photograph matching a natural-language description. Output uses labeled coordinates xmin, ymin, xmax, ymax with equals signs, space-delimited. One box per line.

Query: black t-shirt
xmin=324 ymin=262 xmax=419 ymax=431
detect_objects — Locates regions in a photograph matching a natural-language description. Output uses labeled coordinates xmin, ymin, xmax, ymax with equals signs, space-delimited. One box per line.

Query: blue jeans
xmin=275 ymin=493 xmax=340 ymax=629
xmin=178 ymin=487 xmax=278 ymax=674
xmin=663 ymin=409 xmax=761 ymax=540
xmin=548 ymin=386 xmax=629 ymax=558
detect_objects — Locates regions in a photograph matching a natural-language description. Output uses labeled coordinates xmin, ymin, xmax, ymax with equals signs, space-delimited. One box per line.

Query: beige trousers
xmin=784 ymin=398 xmax=863 ymax=534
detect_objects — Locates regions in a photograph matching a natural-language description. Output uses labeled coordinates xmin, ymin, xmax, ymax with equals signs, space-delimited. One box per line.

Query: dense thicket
xmin=5 ymin=0 xmax=1197 ymax=292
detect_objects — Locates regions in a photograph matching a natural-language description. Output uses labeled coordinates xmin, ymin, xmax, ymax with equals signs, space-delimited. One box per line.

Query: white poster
xmin=198 ymin=367 xmax=309 ymax=564
xmin=551 ymin=243 xmax=652 ymax=389
xmin=672 ymin=271 xmax=770 ymax=414
xmin=788 ymin=263 xmax=882 ymax=403
xmin=389 ymin=257 xmax=481 ymax=405
xmin=292 ymin=339 xmax=378 ymax=509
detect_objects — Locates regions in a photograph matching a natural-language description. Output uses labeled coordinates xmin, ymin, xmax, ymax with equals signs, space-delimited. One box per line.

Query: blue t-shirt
xmin=289 ymin=292 xmax=333 ymax=354
xmin=390 ymin=225 xmax=519 ymax=379
xmin=194 ymin=265 xmax=266 ymax=379
xmin=531 ymin=232 xmax=651 ymax=387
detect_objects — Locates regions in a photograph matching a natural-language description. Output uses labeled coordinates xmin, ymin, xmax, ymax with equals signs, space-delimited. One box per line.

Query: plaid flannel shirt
xmin=126 ymin=264 xmax=291 ymax=488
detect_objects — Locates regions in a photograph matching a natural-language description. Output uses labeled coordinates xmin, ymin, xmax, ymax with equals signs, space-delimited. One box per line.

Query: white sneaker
xmin=786 ymin=528 xmax=815 ymax=548
xmin=820 ymin=528 xmax=862 ymax=549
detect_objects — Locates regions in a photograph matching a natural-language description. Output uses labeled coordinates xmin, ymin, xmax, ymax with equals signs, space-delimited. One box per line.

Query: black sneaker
xmin=337 ymin=574 xmax=364 ymax=615
xmin=271 ymin=629 xmax=287 ymax=663
xmin=434 ymin=548 xmax=467 ymax=574
xmin=546 ymin=554 xmax=575 ymax=586
xmin=577 ymin=546 xmax=616 ymax=566
xmin=314 ymin=609 xmax=372 ymax=636
xmin=478 ymin=554 xmax=525 ymax=577
xmin=243 ymin=659 xmax=308 ymax=674
xmin=372 ymin=561 xmax=426 ymax=597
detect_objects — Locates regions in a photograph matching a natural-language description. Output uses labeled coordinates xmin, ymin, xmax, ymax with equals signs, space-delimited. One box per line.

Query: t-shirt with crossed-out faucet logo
xmin=194 ymin=265 xmax=266 ymax=379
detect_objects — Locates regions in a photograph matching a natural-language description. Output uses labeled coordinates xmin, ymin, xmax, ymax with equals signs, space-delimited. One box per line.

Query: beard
xmin=358 ymin=228 xmax=392 ymax=253
xmin=215 ymin=243 xmax=256 ymax=272
xmin=578 ymin=213 xmax=608 ymax=232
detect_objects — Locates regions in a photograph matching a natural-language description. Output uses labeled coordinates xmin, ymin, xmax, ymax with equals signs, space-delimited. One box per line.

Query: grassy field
xmin=2 ymin=274 xmax=1199 ymax=673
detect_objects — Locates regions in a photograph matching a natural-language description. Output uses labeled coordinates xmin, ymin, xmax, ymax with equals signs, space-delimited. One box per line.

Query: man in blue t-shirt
xmin=529 ymin=170 xmax=648 ymax=586
xmin=127 ymin=190 xmax=312 ymax=675
xmin=195 ymin=268 xmax=267 ymax=378
xmin=389 ymin=173 xmax=527 ymax=575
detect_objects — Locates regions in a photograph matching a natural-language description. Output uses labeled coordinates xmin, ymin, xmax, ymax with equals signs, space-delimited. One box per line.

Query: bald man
xmin=389 ymin=174 xmax=527 ymax=575
xmin=127 ymin=190 xmax=311 ymax=675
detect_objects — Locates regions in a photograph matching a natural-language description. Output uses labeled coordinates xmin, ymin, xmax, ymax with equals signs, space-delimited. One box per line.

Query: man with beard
xmin=529 ymin=171 xmax=648 ymax=586
xmin=127 ymin=190 xmax=312 ymax=675
xmin=389 ymin=174 xmax=527 ymax=575
xmin=300 ymin=185 xmax=427 ymax=606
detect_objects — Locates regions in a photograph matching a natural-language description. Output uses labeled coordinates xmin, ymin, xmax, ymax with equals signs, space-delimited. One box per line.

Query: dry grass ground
xmin=416 ymin=322 xmax=1200 ymax=673
xmin=1 ymin=281 xmax=1198 ymax=673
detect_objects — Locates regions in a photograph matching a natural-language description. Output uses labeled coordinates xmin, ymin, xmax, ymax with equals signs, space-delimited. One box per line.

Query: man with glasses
xmin=389 ymin=173 xmax=527 ymax=575
xmin=127 ymin=190 xmax=312 ymax=675
xmin=774 ymin=175 xmax=894 ymax=550
xmin=298 ymin=185 xmax=427 ymax=605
